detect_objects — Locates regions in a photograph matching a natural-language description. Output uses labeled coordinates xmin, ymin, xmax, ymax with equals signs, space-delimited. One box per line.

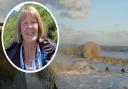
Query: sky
xmin=0 ymin=0 xmax=128 ymax=46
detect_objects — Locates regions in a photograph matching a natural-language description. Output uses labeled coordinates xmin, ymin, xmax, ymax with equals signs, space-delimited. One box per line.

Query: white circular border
xmin=1 ymin=1 xmax=59 ymax=73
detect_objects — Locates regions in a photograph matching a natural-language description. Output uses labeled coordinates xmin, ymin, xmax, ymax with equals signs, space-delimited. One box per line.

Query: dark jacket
xmin=2 ymin=41 xmax=58 ymax=89
xmin=6 ymin=41 xmax=55 ymax=69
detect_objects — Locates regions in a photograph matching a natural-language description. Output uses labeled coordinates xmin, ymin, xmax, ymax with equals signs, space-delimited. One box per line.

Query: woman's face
xmin=21 ymin=14 xmax=38 ymax=43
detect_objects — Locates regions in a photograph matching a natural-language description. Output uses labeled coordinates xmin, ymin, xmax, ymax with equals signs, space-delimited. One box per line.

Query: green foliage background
xmin=3 ymin=4 xmax=58 ymax=48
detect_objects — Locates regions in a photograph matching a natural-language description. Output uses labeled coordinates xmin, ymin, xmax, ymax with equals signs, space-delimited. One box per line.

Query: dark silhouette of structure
xmin=121 ymin=68 xmax=125 ymax=73
xmin=105 ymin=67 xmax=110 ymax=72
xmin=0 ymin=22 xmax=3 ymax=26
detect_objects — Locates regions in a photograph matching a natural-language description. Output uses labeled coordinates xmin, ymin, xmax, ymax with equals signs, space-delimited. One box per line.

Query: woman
xmin=6 ymin=6 xmax=56 ymax=71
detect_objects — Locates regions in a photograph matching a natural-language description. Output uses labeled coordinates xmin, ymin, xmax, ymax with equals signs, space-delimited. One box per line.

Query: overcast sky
xmin=0 ymin=0 xmax=128 ymax=46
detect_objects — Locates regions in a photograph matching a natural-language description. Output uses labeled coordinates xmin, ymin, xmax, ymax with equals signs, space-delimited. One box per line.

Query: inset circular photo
xmin=1 ymin=1 xmax=59 ymax=73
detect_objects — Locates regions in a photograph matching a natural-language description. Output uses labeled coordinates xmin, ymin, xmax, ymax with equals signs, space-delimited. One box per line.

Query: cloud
xmin=90 ymin=31 xmax=128 ymax=46
xmin=42 ymin=0 xmax=93 ymax=19
xmin=0 ymin=0 xmax=93 ymax=21
xmin=60 ymin=0 xmax=93 ymax=10
xmin=43 ymin=0 xmax=92 ymax=10
xmin=59 ymin=25 xmax=98 ymax=45
xmin=0 ymin=0 xmax=25 ymax=21
xmin=59 ymin=24 xmax=128 ymax=46
xmin=114 ymin=24 xmax=120 ymax=27
xmin=61 ymin=10 xmax=88 ymax=19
